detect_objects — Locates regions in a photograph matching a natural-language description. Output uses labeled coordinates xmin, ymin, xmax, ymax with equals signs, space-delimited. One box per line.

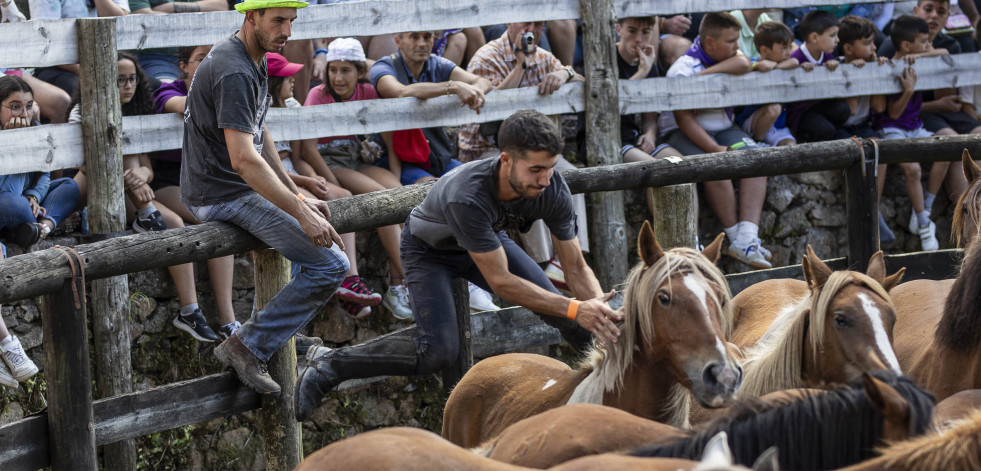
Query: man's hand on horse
xmin=577 ymin=290 xmax=623 ymax=346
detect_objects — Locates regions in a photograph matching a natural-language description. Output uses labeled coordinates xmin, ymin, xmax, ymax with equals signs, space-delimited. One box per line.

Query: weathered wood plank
xmin=443 ymin=279 xmax=473 ymax=392
xmin=0 ymin=18 xmax=77 ymax=68
xmin=43 ymin=259 xmax=97 ymax=470
xmin=846 ymin=142 xmax=881 ymax=271
xmin=0 ymin=415 xmax=49 ymax=471
xmin=619 ymin=53 xmax=981 ymax=114
xmin=5 ymin=54 xmax=981 ymax=163
xmin=582 ymin=0 xmax=628 ymax=289
xmin=253 ymin=250 xmax=302 ymax=471
xmin=650 ymin=184 xmax=696 ymax=250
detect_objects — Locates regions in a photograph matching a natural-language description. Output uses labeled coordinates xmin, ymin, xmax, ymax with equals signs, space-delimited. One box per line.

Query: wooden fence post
xmin=253 ymin=249 xmax=302 ymax=470
xmin=581 ymin=0 xmax=628 ymax=289
xmin=76 ymin=17 xmax=136 ymax=469
xmin=43 ymin=253 xmax=97 ymax=470
xmin=650 ymin=184 xmax=697 ymax=250
xmin=845 ymin=140 xmax=880 ymax=270
xmin=442 ymin=278 xmax=472 ymax=392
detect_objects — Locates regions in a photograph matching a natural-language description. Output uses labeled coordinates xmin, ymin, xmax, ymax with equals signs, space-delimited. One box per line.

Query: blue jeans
xmin=401 ymin=221 xmax=586 ymax=374
xmin=375 ymin=155 xmax=464 ymax=186
xmin=188 ymin=192 xmax=349 ymax=362
xmin=0 ymin=178 xmax=79 ymax=230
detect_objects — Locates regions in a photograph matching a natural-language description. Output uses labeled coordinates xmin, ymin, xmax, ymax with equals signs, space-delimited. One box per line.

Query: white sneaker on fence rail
xmin=0 ymin=361 xmax=17 ymax=388
xmin=383 ymin=284 xmax=413 ymax=320
xmin=0 ymin=335 xmax=39 ymax=382
xmin=468 ymin=282 xmax=500 ymax=312
xmin=726 ymin=240 xmax=772 ymax=270
xmin=917 ymin=221 xmax=940 ymax=251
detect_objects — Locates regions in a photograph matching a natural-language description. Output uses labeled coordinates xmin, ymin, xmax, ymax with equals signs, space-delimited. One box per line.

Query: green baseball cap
xmin=235 ymin=0 xmax=309 ymax=13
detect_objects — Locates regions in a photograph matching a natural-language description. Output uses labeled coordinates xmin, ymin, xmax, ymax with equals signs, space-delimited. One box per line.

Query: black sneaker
xmin=172 ymin=309 xmax=219 ymax=342
xmin=133 ymin=210 xmax=166 ymax=233
xmin=218 ymin=321 xmax=242 ymax=342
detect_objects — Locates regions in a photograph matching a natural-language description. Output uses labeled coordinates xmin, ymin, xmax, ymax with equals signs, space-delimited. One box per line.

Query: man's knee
xmin=300 ymin=246 xmax=350 ymax=285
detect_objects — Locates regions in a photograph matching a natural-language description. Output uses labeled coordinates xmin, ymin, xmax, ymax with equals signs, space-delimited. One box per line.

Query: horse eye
xmin=834 ymin=313 xmax=848 ymax=327
xmin=657 ymin=292 xmax=671 ymax=306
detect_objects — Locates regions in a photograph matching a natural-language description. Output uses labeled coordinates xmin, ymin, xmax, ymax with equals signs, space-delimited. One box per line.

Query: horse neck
xmin=602 ymin=349 xmax=690 ymax=428
xmin=739 ymin=299 xmax=810 ymax=398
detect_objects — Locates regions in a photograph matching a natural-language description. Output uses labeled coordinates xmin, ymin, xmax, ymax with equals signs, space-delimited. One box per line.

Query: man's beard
xmin=255 ymin=28 xmax=287 ymax=53
xmin=508 ymin=166 xmax=544 ymax=199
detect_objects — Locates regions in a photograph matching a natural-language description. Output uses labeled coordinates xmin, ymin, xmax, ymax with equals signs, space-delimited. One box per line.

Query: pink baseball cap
xmin=266 ymin=52 xmax=303 ymax=77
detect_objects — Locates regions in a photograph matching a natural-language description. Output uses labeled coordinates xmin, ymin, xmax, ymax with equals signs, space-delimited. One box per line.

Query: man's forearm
xmin=397 ymin=82 xmax=456 ymax=99
xmin=490 ymin=274 xmax=574 ymax=318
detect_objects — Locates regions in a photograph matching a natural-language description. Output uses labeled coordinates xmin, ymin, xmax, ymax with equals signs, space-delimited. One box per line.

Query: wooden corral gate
xmin=1 ymin=0 xmax=981 ymax=469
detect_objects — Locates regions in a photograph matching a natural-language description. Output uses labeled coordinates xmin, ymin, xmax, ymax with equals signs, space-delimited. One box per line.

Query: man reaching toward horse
xmin=295 ymin=110 xmax=623 ymax=421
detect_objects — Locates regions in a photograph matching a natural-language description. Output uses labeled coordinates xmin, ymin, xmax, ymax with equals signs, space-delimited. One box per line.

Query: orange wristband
xmin=566 ymin=300 xmax=580 ymax=320
xmin=297 ymin=192 xmax=305 ymax=201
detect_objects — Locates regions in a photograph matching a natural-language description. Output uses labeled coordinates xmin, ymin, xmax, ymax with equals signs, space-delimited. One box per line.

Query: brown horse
xmin=295 ymin=427 xmax=774 ymax=471
xmin=839 ymin=408 xmax=981 ymax=471
xmin=482 ymin=372 xmax=933 ymax=469
xmin=931 ymin=389 xmax=981 ymax=433
xmin=729 ymin=246 xmax=905 ymax=398
xmin=442 ymin=221 xmax=742 ymax=447
xmin=891 ymin=151 xmax=981 ymax=402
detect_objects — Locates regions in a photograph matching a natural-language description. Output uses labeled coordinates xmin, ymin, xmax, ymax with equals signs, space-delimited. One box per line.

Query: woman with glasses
xmin=0 ymin=75 xmax=80 ymax=248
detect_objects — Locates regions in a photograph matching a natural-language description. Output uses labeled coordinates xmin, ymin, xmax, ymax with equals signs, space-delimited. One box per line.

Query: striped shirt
xmin=458 ymin=32 xmax=564 ymax=160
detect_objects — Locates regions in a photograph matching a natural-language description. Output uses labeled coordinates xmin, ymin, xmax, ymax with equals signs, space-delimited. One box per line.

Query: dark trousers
xmin=401 ymin=224 xmax=586 ymax=375
xmin=797 ymin=99 xmax=851 ymax=143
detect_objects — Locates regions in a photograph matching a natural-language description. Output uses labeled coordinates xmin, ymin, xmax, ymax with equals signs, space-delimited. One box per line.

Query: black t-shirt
xmin=877 ymin=32 xmax=962 ymax=60
xmin=181 ymin=33 xmax=271 ymax=206
xmin=617 ymin=49 xmax=659 ymax=145
xmin=407 ymin=156 xmax=577 ymax=253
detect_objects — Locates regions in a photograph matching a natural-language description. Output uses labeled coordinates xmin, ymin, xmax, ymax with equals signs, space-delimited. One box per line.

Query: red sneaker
xmin=336 ymin=276 xmax=383 ymax=306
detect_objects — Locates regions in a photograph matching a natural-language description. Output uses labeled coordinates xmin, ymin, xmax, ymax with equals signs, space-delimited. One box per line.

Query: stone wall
xmin=0 ymin=167 xmax=958 ymax=468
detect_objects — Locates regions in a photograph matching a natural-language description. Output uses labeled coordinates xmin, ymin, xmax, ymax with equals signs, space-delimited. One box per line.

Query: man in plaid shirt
xmin=458 ymin=22 xmax=582 ymax=162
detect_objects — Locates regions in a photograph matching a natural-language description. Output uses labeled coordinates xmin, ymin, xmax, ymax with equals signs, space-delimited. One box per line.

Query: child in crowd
xmin=658 ymin=12 xmax=772 ymax=269
xmin=0 ymin=75 xmax=80 ymax=248
xmin=151 ymin=45 xmax=243 ymax=341
xmin=614 ymin=16 xmax=683 ymax=218
xmin=737 ymin=21 xmax=799 ymax=149
xmin=836 ymin=15 xmax=900 ymax=243
xmin=297 ymin=41 xmax=415 ymax=320
xmin=872 ymin=15 xmax=947 ymax=251
xmin=787 ymin=10 xmax=850 ymax=143
xmin=0 ymin=242 xmax=39 ymax=389
xmin=70 ymin=52 xmax=223 ymax=340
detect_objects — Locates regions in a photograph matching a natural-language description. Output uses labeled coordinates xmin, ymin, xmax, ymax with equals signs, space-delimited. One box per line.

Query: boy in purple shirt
xmin=787 ymin=10 xmax=849 ymax=143
xmin=872 ymin=15 xmax=947 ymax=251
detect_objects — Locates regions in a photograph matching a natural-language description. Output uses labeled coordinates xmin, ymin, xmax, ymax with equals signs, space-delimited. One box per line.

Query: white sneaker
xmin=752 ymin=238 xmax=772 ymax=260
xmin=726 ymin=240 xmax=772 ymax=269
xmin=917 ymin=220 xmax=940 ymax=251
xmin=0 ymin=360 xmax=17 ymax=388
xmin=468 ymin=282 xmax=500 ymax=312
xmin=908 ymin=208 xmax=919 ymax=236
xmin=383 ymin=284 xmax=414 ymax=320
xmin=0 ymin=335 xmax=38 ymax=382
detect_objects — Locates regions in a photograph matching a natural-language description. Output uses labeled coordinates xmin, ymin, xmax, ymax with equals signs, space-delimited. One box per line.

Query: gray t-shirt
xmin=181 ymin=33 xmax=270 ymax=206
xmin=408 ymin=157 xmax=577 ymax=253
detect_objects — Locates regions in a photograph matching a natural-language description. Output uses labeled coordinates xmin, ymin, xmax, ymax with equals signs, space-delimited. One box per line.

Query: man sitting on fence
xmin=294 ymin=110 xmax=623 ymax=421
xmin=180 ymin=0 xmax=349 ymax=396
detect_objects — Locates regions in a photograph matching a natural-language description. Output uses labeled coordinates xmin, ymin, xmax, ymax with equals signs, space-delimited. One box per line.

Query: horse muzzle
xmin=695 ymin=361 xmax=742 ymax=408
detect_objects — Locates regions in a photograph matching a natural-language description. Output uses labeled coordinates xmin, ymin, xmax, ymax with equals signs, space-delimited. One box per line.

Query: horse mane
xmin=629 ymin=371 xmax=935 ymax=470
xmin=863 ymin=409 xmax=981 ymax=471
xmin=951 ymin=175 xmax=981 ymax=248
xmin=581 ymin=247 xmax=733 ymax=394
xmin=739 ymin=271 xmax=892 ymax=398
xmin=937 ymin=246 xmax=981 ymax=351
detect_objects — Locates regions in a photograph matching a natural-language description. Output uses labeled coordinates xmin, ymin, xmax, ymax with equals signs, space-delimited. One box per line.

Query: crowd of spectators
xmin=1 ymin=0 xmax=981 ymax=350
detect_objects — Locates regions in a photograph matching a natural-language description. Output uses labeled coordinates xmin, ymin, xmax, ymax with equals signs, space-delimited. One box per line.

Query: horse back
xmin=890 ymin=279 xmax=952 ymax=369
xmin=484 ymin=403 xmax=686 ymax=468
xmin=730 ymin=279 xmax=809 ymax=349
xmin=442 ymin=353 xmax=585 ymax=448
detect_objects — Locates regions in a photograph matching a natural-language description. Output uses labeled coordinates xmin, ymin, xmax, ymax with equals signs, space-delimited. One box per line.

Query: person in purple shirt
xmin=786 ymin=10 xmax=850 ymax=143
xmin=872 ymin=15 xmax=950 ymax=252
xmin=150 ymin=44 xmax=242 ymax=343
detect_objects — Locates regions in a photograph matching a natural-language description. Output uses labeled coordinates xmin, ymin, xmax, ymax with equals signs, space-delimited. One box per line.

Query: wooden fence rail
xmin=3 ymin=53 xmax=980 ymax=175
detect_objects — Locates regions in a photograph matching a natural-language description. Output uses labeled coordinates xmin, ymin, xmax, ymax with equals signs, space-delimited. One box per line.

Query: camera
xmin=517 ymin=31 xmax=535 ymax=54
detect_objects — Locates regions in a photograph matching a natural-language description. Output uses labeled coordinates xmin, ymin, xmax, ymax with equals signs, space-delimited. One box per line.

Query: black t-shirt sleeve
xmin=542 ymin=178 xmax=578 ymax=242
xmin=445 ymin=202 xmax=502 ymax=253
xmin=214 ymin=72 xmax=258 ymax=134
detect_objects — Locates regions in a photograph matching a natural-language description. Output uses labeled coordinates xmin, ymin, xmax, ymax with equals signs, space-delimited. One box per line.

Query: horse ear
xmin=638 ymin=220 xmax=665 ymax=267
xmin=862 ymin=372 xmax=910 ymax=420
xmin=866 ymin=251 xmax=886 ymax=283
xmin=803 ymin=245 xmax=831 ymax=289
xmin=696 ymin=432 xmax=733 ymax=470
xmin=701 ymin=233 xmax=726 ymax=264
xmin=881 ymin=267 xmax=906 ymax=292
xmin=752 ymin=447 xmax=780 ymax=471
xmin=963 ymin=149 xmax=981 ymax=185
